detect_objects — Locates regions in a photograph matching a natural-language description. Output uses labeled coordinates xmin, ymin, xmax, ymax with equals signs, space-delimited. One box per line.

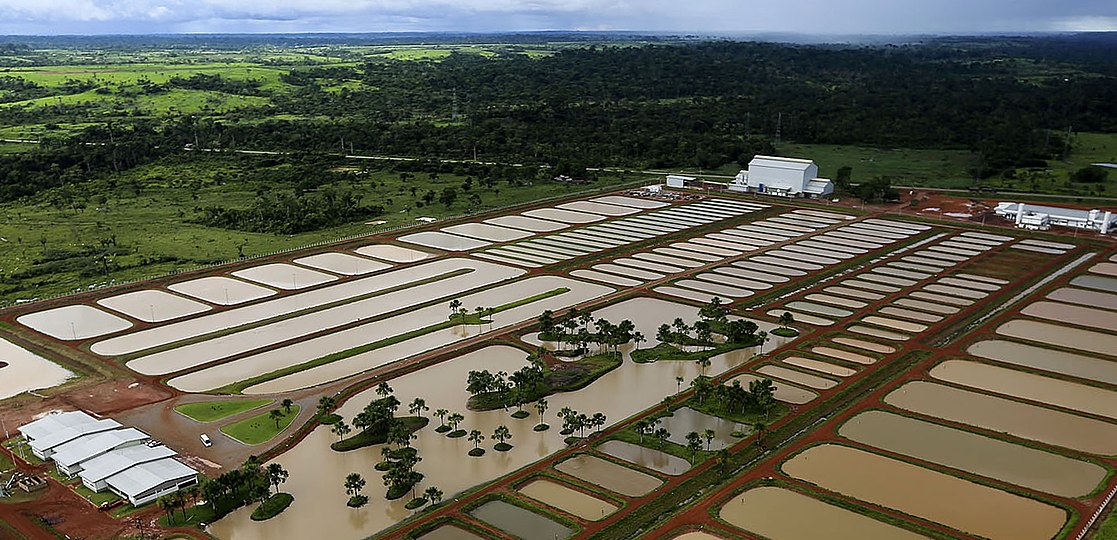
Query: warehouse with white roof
xmin=729 ymin=156 xmax=835 ymax=198
xmin=18 ymin=411 xmax=122 ymax=460
xmin=16 ymin=410 xmax=198 ymax=506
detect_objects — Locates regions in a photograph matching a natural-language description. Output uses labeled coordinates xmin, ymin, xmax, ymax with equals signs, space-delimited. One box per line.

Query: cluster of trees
xmin=466 ymin=353 xmax=545 ymax=411
xmin=556 ymin=407 xmax=607 ymax=438
xmin=192 ymin=186 xmax=384 ymax=234
xmin=701 ymin=377 xmax=777 ymax=418
xmin=188 ymin=456 xmax=288 ymax=522
xmin=655 ymin=297 xmax=762 ymax=349
xmin=537 ymin=308 xmax=642 ymax=354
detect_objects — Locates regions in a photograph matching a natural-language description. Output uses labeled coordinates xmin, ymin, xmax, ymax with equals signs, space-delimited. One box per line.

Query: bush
xmin=331 ymin=417 xmax=428 ymax=452
xmin=772 ymin=327 xmax=799 ymax=337
xmin=250 ymin=493 xmax=293 ymax=521
xmin=347 ymin=495 xmax=368 ymax=508
xmin=1071 ymin=166 xmax=1109 ymax=183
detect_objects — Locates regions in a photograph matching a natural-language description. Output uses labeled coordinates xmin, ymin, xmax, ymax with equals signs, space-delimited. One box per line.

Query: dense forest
xmin=2 ymin=34 xmax=1116 ymax=206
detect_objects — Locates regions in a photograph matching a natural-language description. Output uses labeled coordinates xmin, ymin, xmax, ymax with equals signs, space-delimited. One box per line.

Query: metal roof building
xmin=104 ymin=458 xmax=199 ymax=506
xmin=729 ymin=156 xmax=834 ymax=198
xmin=994 ymin=202 xmax=1116 ymax=234
xmin=52 ymin=427 xmax=149 ymax=477
xmin=18 ymin=411 xmax=122 ymax=460
xmin=78 ymin=444 xmax=178 ymax=492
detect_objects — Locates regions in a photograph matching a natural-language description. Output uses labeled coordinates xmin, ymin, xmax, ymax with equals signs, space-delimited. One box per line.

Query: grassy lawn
xmin=251 ymin=492 xmax=293 ymax=521
xmin=74 ymin=484 xmax=123 ymax=506
xmin=0 ymin=151 xmax=634 ymax=306
xmin=467 ymin=352 xmax=623 ymax=411
xmin=175 ymin=399 xmax=274 ymax=423
xmin=777 ymin=142 xmax=977 ymax=189
xmin=331 ymin=416 xmax=428 ymax=452
xmin=220 ymin=405 xmax=301 ymax=445
xmin=0 ymin=449 xmax=14 ymax=472
xmin=1096 ymin=510 xmax=1117 ymax=540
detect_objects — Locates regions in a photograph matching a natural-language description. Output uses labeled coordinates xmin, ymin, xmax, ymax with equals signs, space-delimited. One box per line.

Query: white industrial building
xmin=994 ymin=202 xmax=1115 ymax=233
xmin=102 ymin=458 xmax=199 ymax=506
xmin=79 ymin=444 xmax=178 ymax=492
xmin=666 ymin=174 xmax=696 ymax=188
xmin=729 ymin=156 xmax=834 ymax=198
xmin=17 ymin=410 xmax=198 ymax=506
xmin=52 ymin=428 xmax=149 ymax=477
xmin=19 ymin=411 xmax=122 ymax=460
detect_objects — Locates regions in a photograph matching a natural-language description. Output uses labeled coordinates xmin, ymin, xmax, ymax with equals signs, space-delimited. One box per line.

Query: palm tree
xmin=266 ymin=463 xmax=288 ymax=495
xmin=158 ymin=494 xmax=176 ymax=524
xmin=269 ymin=409 xmax=284 ymax=429
xmin=685 ymin=431 xmax=703 ymax=464
xmin=449 ymin=299 xmax=462 ymax=320
xmin=447 ymin=413 xmax=464 ymax=434
xmin=591 ymin=412 xmax=606 ymax=434
xmin=634 ymin=419 xmax=650 ymax=443
xmin=703 ymin=429 xmax=716 ymax=451
xmin=654 ymin=427 xmax=670 ymax=448
xmin=468 ymin=430 xmax=485 ymax=449
xmin=317 ymin=395 xmax=336 ymax=416
xmin=434 ymin=408 xmax=449 ymax=429
xmin=675 ymin=375 xmax=684 ymax=394
xmin=281 ymin=398 xmax=294 ymax=414
xmin=423 ymin=486 xmax=443 ymax=505
xmin=474 ymin=306 xmax=485 ymax=331
xmin=534 ymin=398 xmax=548 ymax=429
xmin=493 ymin=425 xmax=512 ymax=449
xmin=375 ymin=382 xmax=393 ymax=398
xmin=754 ymin=421 xmax=767 ymax=448
xmin=409 ymin=397 xmax=428 ymax=417
xmin=332 ymin=420 xmax=351 ymax=440
xmin=695 ymin=356 xmax=711 ymax=377
xmin=633 ymin=331 xmax=646 ymax=351
xmin=344 ymin=472 xmax=365 ymax=497
xmin=779 ymin=311 xmax=794 ymax=329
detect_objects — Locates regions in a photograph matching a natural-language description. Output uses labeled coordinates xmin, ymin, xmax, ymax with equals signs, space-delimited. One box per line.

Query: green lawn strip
xmin=2 ymin=437 xmax=44 ymax=466
xmin=0 ymin=448 xmax=14 ymax=472
xmin=631 ymin=340 xmax=756 ymax=364
xmin=331 ymin=416 xmax=428 ymax=452
xmin=1095 ymin=509 xmax=1117 ymax=540
xmin=467 ymin=352 xmax=622 ymax=411
xmin=250 ymin=493 xmax=293 ymax=521
xmin=592 ymin=350 xmax=931 ymax=540
xmin=174 ymin=399 xmax=273 ymax=423
xmin=220 ymin=405 xmax=301 ymax=445
xmin=214 ymin=288 xmax=569 ymax=394
xmin=73 ymin=484 xmax=122 ymax=506
xmin=771 ymin=327 xmax=799 ymax=337
xmin=123 ymin=268 xmax=472 ymax=362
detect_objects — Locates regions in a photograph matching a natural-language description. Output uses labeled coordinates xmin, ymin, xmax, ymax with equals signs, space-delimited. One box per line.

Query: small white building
xmin=52 ymin=428 xmax=149 ymax=478
xmin=666 ymin=175 xmax=696 ymax=188
xmin=995 ymin=202 xmax=1115 ymax=234
xmin=79 ymin=445 xmax=178 ymax=492
xmin=18 ymin=411 xmax=122 ymax=460
xmin=104 ymin=458 xmax=199 ymax=506
xmin=729 ymin=156 xmax=834 ymax=198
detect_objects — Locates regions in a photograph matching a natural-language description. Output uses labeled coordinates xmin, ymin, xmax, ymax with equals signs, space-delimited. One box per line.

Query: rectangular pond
xmin=719 ymin=486 xmax=926 ymax=540
xmin=232 ymin=263 xmax=338 ymax=290
xmin=471 ymin=500 xmax=573 ymax=540
xmin=929 ymin=359 xmax=1117 ymax=420
xmin=0 ymin=337 xmax=75 ymax=400
xmin=168 ymin=276 xmax=276 ymax=306
xmin=597 ymin=440 xmax=691 ymax=476
xmin=518 ymin=479 xmax=618 ymax=521
xmin=967 ymin=339 xmax=1117 ymax=385
xmin=555 ymin=455 xmax=662 ymax=497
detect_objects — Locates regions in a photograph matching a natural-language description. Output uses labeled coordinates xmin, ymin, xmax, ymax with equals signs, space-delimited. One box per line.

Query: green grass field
xmin=0 ymin=154 xmax=636 ymax=306
xmin=1096 ymin=511 xmax=1117 ymax=540
xmin=220 ymin=405 xmax=301 ymax=445
xmin=174 ymin=399 xmax=274 ymax=423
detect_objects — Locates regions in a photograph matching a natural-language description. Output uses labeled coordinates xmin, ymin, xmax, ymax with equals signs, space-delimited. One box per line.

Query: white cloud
xmin=1049 ymin=16 xmax=1117 ymax=32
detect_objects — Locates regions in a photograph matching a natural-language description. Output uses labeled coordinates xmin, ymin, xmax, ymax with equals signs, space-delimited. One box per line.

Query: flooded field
xmin=590 ymin=195 xmax=669 ymax=209
xmin=719 ymin=486 xmax=926 ymax=540
xmin=399 ymin=231 xmax=492 ymax=251
xmin=597 ymin=440 xmax=691 ymax=475
xmin=293 ymin=252 xmax=391 ymax=275
xmin=485 ymin=215 xmax=567 ymax=232
xmin=847 ymin=325 xmax=908 ymax=341
xmin=781 ymin=444 xmax=1066 ymax=540
xmin=829 ymin=338 xmax=892 ymax=354
xmin=18 ymin=305 xmax=132 ymax=340
xmin=471 ymin=500 xmax=573 ymax=540
xmin=885 ymin=381 xmax=1117 ymax=455
xmin=929 ymin=359 xmax=1117 ymax=419
xmin=782 ymin=356 xmax=857 ymax=377
xmin=232 ymin=263 xmax=337 ymax=290
xmin=1070 ymin=275 xmax=1117 ymax=293
xmin=730 ymin=374 xmax=817 ymax=404
xmin=353 ymin=244 xmax=430 ymax=262
xmin=0 ymin=337 xmax=75 ymax=400
xmin=839 ymin=410 xmax=1105 ymax=497
xmin=97 ymin=289 xmax=211 ymax=323
xmin=757 ymin=365 xmax=838 ymax=390
xmin=967 ymin=340 xmax=1117 ymax=384
xmin=1022 ymin=301 xmax=1117 ymax=333
xmin=416 ymin=524 xmax=488 ymax=540
xmin=168 ymin=276 xmax=276 ymax=305
xmin=1047 ymin=287 xmax=1117 ymax=311
xmin=555 ymin=455 xmax=662 ymax=497
xmin=517 ymin=478 xmax=618 ymax=520
xmin=996 ymin=319 xmax=1117 ymax=357
xmin=659 ymin=407 xmax=742 ymax=450
xmin=442 ymin=222 xmax=533 ymax=242
xmin=523 ymin=208 xmax=604 ymax=224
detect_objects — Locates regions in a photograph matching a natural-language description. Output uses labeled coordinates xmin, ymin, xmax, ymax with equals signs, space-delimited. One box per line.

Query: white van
xmin=200 ymin=433 xmax=212 ymax=447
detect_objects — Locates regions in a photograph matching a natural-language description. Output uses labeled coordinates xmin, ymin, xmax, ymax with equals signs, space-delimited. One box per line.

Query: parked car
xmin=200 ymin=433 xmax=212 ymax=447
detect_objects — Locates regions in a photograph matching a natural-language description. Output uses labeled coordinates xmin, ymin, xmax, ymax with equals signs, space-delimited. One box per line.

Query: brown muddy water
xmin=658 ymin=407 xmax=745 ymax=450
xmin=765 ymin=310 xmax=833 ymax=326
xmin=885 ymin=381 xmax=1117 ymax=455
xmin=811 ymin=346 xmax=878 ymax=364
xmin=861 ymin=316 xmax=927 ymax=333
xmin=1022 ymin=301 xmax=1117 ymax=333
xmin=804 ymin=294 xmax=867 ymax=309
xmin=485 ymin=214 xmax=568 ymax=232
xmin=97 ymin=289 xmax=211 ymax=323
xmin=967 ymin=339 xmax=1117 ymax=385
xmin=840 ymin=410 xmax=1105 ymax=498
xmin=719 ymin=486 xmax=926 ymax=540
xmin=781 ymin=444 xmax=1066 ymax=540
xmin=783 ymin=356 xmax=857 ymax=377
xmin=929 ymin=359 xmax=1117 ymax=420
xmin=997 ymin=319 xmax=1117 ymax=358
xmin=471 ymin=500 xmax=573 ymax=540
xmin=0 ymin=337 xmax=75 ymax=400
xmin=848 ymin=325 xmax=909 ymax=341
xmin=730 ymin=374 xmax=817 ymax=404
xmin=892 ymin=298 xmax=959 ymax=315
xmin=517 ymin=479 xmax=618 ymax=520
xmin=757 ymin=365 xmax=839 ymax=390
xmin=879 ymin=307 xmax=943 ymax=323
xmin=597 ymin=440 xmax=691 ymax=475
xmin=1047 ymin=287 xmax=1117 ymax=311
xmin=785 ymin=301 xmax=853 ymax=318
xmin=830 ymin=338 xmax=893 ymax=354
xmin=168 ymin=276 xmax=277 ymax=306
xmin=555 ymin=455 xmax=662 ymax=497
xmin=416 ymin=524 xmax=488 ymax=540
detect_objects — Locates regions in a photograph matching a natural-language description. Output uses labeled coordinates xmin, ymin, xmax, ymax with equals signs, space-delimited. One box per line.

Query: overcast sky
xmin=0 ymin=0 xmax=1114 ymax=35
